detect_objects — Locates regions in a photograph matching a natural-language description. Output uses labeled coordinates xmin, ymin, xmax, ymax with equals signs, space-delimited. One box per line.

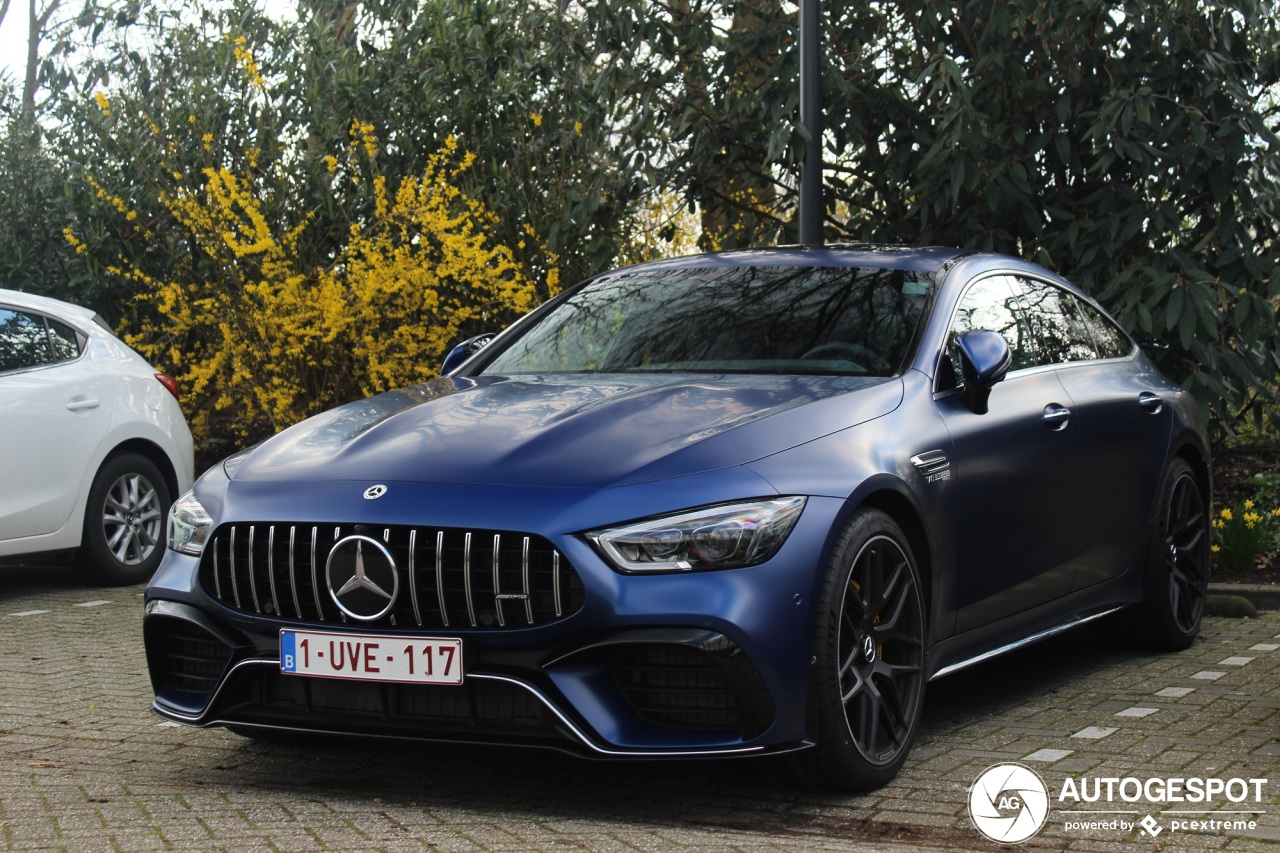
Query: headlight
xmin=167 ymin=490 xmax=212 ymax=555
xmin=587 ymin=497 xmax=806 ymax=573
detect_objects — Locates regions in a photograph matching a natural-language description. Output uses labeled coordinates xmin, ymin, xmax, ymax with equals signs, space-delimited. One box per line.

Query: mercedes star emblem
xmin=363 ymin=484 xmax=388 ymax=500
xmin=326 ymin=535 xmax=400 ymax=621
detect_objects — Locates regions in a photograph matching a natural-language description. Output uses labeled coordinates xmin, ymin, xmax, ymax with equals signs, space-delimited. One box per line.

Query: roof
xmin=600 ymin=245 xmax=971 ymax=277
xmin=0 ymin=288 xmax=99 ymax=324
xmin=0 ymin=288 xmax=112 ymax=340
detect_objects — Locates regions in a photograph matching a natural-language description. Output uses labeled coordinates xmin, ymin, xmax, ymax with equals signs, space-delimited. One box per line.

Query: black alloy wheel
xmin=792 ymin=508 xmax=927 ymax=790
xmin=1133 ymin=457 xmax=1209 ymax=650
xmin=1165 ymin=467 xmax=1209 ymax=634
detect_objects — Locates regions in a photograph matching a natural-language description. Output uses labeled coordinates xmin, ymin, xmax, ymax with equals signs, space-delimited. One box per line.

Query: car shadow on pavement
xmin=0 ymin=561 xmax=102 ymax=600
xmin=166 ymin=627 xmax=1145 ymax=843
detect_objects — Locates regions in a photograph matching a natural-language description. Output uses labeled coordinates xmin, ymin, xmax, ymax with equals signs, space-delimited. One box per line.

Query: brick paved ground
xmin=1 ymin=563 xmax=1277 ymax=852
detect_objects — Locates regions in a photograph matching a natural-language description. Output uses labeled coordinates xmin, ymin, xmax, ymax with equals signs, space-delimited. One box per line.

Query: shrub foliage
xmin=95 ymin=123 xmax=547 ymax=454
xmin=3 ymin=0 xmax=1279 ymax=458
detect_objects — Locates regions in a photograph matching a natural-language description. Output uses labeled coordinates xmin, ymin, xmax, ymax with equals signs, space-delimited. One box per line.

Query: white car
xmin=0 ymin=289 xmax=194 ymax=585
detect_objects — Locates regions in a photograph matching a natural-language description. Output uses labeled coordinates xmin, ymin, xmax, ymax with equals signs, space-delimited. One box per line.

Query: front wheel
xmin=790 ymin=508 xmax=927 ymax=791
xmin=1130 ymin=458 xmax=1209 ymax=650
xmin=76 ymin=452 xmax=171 ymax=586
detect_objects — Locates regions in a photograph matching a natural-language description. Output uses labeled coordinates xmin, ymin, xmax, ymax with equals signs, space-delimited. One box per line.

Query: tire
xmin=1130 ymin=458 xmax=1209 ymax=650
xmin=789 ymin=508 xmax=927 ymax=791
xmin=76 ymin=452 xmax=171 ymax=586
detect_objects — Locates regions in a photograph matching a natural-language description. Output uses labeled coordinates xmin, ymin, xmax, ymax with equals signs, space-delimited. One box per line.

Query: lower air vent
xmin=612 ymin=644 xmax=744 ymax=732
xmin=145 ymin=616 xmax=233 ymax=697
xmin=217 ymin=669 xmax=559 ymax=745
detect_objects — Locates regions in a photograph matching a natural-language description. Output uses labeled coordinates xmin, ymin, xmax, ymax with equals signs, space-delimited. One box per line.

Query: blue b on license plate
xmin=280 ymin=629 xmax=463 ymax=685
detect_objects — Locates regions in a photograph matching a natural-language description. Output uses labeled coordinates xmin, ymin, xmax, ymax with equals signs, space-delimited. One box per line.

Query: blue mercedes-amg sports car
xmin=144 ymin=246 xmax=1210 ymax=790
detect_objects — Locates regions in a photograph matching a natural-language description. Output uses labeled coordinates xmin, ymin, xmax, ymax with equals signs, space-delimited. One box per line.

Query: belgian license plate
xmin=280 ymin=629 xmax=463 ymax=685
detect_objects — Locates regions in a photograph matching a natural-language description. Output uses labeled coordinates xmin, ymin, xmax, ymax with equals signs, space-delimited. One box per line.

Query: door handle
xmin=66 ymin=397 xmax=100 ymax=412
xmin=1138 ymin=391 xmax=1164 ymax=413
xmin=1042 ymin=403 xmax=1071 ymax=430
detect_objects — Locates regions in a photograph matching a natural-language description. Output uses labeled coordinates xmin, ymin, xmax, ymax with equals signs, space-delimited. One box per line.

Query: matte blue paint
xmin=144 ymin=246 xmax=1209 ymax=762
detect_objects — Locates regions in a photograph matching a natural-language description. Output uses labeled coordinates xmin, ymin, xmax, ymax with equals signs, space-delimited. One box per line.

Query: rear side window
xmin=1013 ymin=279 xmax=1097 ymax=365
xmin=47 ymin=318 xmax=82 ymax=362
xmin=1076 ymin=299 xmax=1134 ymax=359
xmin=0 ymin=308 xmax=85 ymax=372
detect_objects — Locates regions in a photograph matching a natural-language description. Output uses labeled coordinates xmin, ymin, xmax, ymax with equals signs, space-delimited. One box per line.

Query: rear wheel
xmin=790 ymin=508 xmax=926 ymax=790
xmin=1131 ymin=458 xmax=1209 ymax=650
xmin=76 ymin=453 xmax=171 ymax=586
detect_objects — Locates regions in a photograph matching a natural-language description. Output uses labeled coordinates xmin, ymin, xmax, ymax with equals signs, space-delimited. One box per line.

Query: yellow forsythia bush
xmin=115 ymin=126 xmax=554 ymax=454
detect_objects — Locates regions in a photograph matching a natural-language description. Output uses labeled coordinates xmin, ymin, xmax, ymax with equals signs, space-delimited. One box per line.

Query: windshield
xmin=481 ymin=265 xmax=931 ymax=377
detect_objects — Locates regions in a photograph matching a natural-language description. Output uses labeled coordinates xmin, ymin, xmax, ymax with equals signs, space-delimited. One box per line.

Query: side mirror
xmin=954 ymin=329 xmax=1012 ymax=415
xmin=441 ymin=333 xmax=496 ymax=375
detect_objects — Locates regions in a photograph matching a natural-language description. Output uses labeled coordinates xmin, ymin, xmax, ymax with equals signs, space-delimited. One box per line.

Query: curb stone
xmin=1207 ymin=582 xmax=1280 ymax=612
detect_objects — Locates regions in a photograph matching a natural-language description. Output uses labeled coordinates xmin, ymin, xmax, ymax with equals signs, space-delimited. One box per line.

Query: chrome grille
xmin=198 ymin=523 xmax=584 ymax=629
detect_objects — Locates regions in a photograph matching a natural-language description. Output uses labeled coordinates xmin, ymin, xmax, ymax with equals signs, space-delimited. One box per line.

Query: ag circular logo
xmin=326 ymin=535 xmax=399 ymax=621
xmin=969 ymin=763 xmax=1050 ymax=844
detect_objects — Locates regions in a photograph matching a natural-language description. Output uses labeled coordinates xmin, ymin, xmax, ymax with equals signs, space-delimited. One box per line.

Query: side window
xmin=1015 ymin=279 xmax=1097 ymax=365
xmin=0 ymin=308 xmax=52 ymax=372
xmin=46 ymin=317 xmax=83 ymax=362
xmin=1076 ymin=299 xmax=1134 ymax=359
xmin=942 ymin=276 xmax=1036 ymax=389
xmin=0 ymin=309 xmax=84 ymax=372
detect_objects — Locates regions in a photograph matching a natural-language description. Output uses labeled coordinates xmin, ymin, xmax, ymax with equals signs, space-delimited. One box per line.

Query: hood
xmin=233 ymin=373 xmax=903 ymax=489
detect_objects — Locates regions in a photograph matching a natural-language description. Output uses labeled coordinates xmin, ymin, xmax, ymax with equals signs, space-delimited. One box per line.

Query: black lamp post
xmin=797 ymin=0 xmax=823 ymax=247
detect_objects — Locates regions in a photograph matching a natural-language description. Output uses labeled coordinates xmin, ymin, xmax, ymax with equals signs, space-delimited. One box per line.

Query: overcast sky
xmin=0 ymin=3 xmax=297 ymax=94
xmin=1 ymin=9 xmax=25 ymax=85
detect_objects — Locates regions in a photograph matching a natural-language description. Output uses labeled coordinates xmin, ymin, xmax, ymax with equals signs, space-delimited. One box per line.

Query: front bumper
xmin=143 ymin=490 xmax=847 ymax=757
xmin=147 ymin=599 xmax=787 ymax=757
